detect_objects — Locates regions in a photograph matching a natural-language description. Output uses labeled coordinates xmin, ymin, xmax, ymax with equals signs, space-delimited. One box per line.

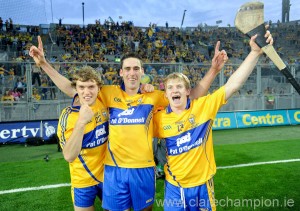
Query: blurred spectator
xmin=279 ymin=87 xmax=286 ymax=96
xmin=104 ymin=67 xmax=117 ymax=84
xmin=0 ymin=65 xmax=5 ymax=84
xmin=32 ymin=88 xmax=41 ymax=111
xmin=265 ymin=87 xmax=275 ymax=110
xmin=11 ymin=88 xmax=22 ymax=101
xmin=157 ymin=67 xmax=166 ymax=76
xmin=0 ymin=17 xmax=3 ymax=31
xmin=224 ymin=65 xmax=234 ymax=82
xmin=159 ymin=78 xmax=165 ymax=91
xmin=8 ymin=67 xmax=15 ymax=81
xmin=5 ymin=19 xmax=10 ymax=32
xmin=58 ymin=18 xmax=63 ymax=27
xmin=32 ymin=88 xmax=41 ymax=101
xmin=49 ymin=80 xmax=57 ymax=100
xmin=246 ymin=90 xmax=253 ymax=96
xmin=112 ymin=75 xmax=121 ymax=85
xmin=9 ymin=18 xmax=13 ymax=31
xmin=133 ymin=39 xmax=140 ymax=52
xmin=96 ymin=64 xmax=104 ymax=74
xmin=32 ymin=64 xmax=41 ymax=86
xmin=1 ymin=89 xmax=14 ymax=120
xmin=14 ymin=77 xmax=26 ymax=94
xmin=41 ymin=78 xmax=49 ymax=100
xmin=207 ymin=43 xmax=214 ymax=58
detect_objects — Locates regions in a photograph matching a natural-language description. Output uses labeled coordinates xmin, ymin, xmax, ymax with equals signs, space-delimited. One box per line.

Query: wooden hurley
xmin=234 ymin=1 xmax=300 ymax=95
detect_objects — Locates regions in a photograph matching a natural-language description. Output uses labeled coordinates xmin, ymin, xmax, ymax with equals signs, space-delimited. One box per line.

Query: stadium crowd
xmin=0 ymin=17 xmax=300 ymax=103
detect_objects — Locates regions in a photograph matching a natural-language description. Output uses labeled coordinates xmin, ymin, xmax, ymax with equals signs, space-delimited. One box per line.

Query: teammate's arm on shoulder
xmin=140 ymin=83 xmax=154 ymax=93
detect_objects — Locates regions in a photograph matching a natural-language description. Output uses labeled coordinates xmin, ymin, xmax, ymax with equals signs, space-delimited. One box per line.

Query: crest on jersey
xmin=102 ymin=109 xmax=108 ymax=118
xmin=188 ymin=114 xmax=196 ymax=125
xmin=137 ymin=97 xmax=143 ymax=104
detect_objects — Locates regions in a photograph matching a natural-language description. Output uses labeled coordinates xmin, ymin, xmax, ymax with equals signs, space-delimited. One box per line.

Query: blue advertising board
xmin=235 ymin=110 xmax=290 ymax=128
xmin=0 ymin=120 xmax=58 ymax=144
xmin=288 ymin=109 xmax=300 ymax=125
xmin=212 ymin=112 xmax=237 ymax=130
xmin=0 ymin=109 xmax=299 ymax=143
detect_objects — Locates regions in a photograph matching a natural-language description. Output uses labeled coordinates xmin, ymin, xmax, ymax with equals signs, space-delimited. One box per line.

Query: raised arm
xmin=225 ymin=31 xmax=273 ymax=100
xmin=29 ymin=36 xmax=75 ymax=97
xmin=190 ymin=41 xmax=228 ymax=99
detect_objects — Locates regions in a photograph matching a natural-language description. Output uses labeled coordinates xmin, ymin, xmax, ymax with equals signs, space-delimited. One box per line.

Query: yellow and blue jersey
xmin=153 ymin=87 xmax=226 ymax=188
xmin=57 ymin=94 xmax=109 ymax=188
xmin=99 ymin=83 xmax=168 ymax=168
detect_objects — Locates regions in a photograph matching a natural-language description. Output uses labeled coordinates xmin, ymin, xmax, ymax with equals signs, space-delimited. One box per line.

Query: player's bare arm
xmin=225 ymin=30 xmax=273 ymax=100
xmin=190 ymin=41 xmax=228 ymax=99
xmin=29 ymin=36 xmax=75 ymax=97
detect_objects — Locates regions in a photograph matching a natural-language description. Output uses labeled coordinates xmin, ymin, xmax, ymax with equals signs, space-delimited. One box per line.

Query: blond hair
xmin=163 ymin=72 xmax=191 ymax=90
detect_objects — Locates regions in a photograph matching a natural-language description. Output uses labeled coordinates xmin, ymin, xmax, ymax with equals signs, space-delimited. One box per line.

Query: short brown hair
xmin=71 ymin=66 xmax=102 ymax=88
xmin=120 ymin=53 xmax=143 ymax=69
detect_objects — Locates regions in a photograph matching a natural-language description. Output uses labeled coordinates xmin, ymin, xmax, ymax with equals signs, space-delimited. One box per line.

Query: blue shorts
xmin=164 ymin=178 xmax=216 ymax=211
xmin=71 ymin=182 xmax=103 ymax=208
xmin=102 ymin=165 xmax=155 ymax=211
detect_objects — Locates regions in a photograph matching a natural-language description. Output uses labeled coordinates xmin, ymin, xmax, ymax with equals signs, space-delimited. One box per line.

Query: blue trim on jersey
xmin=166 ymin=161 xmax=181 ymax=187
xmin=71 ymin=93 xmax=80 ymax=111
xmin=59 ymin=107 xmax=72 ymax=147
xmin=166 ymin=98 xmax=191 ymax=114
xmin=78 ymin=154 xmax=102 ymax=183
xmin=109 ymin=104 xmax=153 ymax=125
xmin=165 ymin=120 xmax=210 ymax=156
xmin=82 ymin=122 xmax=109 ymax=148
xmin=120 ymin=82 xmax=142 ymax=94
xmin=107 ymin=141 xmax=119 ymax=167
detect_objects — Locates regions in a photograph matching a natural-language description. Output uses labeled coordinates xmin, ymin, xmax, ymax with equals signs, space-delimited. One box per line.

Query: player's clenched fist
xmin=78 ymin=103 xmax=94 ymax=125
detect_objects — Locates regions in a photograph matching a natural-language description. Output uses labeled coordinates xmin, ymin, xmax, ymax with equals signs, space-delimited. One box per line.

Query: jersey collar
xmin=166 ymin=98 xmax=191 ymax=114
xmin=71 ymin=93 xmax=80 ymax=111
xmin=120 ymin=82 xmax=142 ymax=94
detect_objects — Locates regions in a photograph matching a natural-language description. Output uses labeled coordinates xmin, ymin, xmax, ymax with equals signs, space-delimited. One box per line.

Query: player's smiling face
xmin=76 ymin=80 xmax=99 ymax=106
xmin=120 ymin=57 xmax=144 ymax=95
xmin=165 ymin=78 xmax=190 ymax=112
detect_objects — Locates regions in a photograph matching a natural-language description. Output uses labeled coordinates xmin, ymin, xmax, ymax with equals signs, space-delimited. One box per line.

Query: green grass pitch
xmin=0 ymin=125 xmax=299 ymax=210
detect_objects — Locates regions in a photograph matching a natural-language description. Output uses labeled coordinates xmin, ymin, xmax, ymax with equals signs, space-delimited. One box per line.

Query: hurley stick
xmin=235 ymin=1 xmax=300 ymax=94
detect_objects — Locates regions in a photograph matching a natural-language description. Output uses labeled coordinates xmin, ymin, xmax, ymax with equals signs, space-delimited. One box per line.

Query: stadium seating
xmin=0 ymin=19 xmax=299 ymax=122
